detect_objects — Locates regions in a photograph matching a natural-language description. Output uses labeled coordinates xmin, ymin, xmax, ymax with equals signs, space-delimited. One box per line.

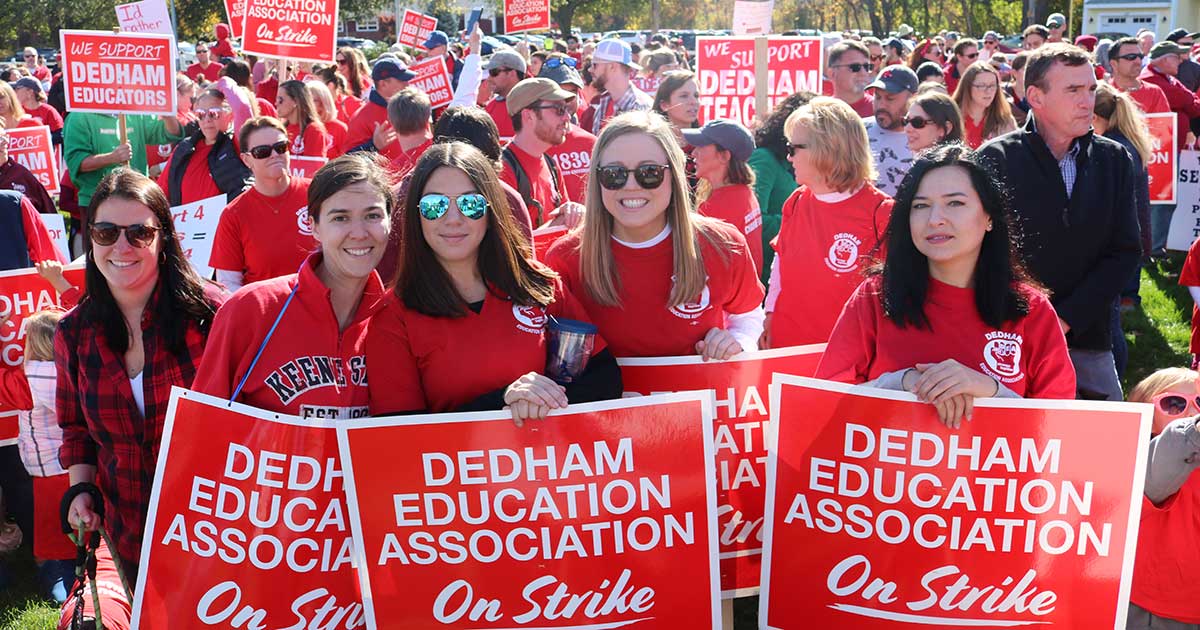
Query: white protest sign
xmin=34 ymin=213 xmax=69 ymax=261
xmin=733 ymin=0 xmax=774 ymax=35
xmin=115 ymin=0 xmax=174 ymax=35
xmin=170 ymin=194 xmax=225 ymax=278
xmin=1168 ymin=149 xmax=1200 ymax=251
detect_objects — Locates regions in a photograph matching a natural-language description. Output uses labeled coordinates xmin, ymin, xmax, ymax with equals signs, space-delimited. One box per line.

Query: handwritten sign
xmin=732 ymin=0 xmax=775 ymax=35
xmin=115 ymin=0 xmax=174 ymax=35
xmin=60 ymin=30 xmax=176 ymax=116
xmin=170 ymin=194 xmax=225 ymax=279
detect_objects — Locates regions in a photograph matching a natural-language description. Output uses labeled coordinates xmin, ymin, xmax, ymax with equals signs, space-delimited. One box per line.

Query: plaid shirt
xmin=56 ymin=286 xmax=222 ymax=564
xmin=586 ymin=84 xmax=654 ymax=135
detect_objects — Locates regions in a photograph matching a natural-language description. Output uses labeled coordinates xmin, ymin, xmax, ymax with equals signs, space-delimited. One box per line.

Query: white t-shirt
xmin=865 ymin=116 xmax=913 ymax=197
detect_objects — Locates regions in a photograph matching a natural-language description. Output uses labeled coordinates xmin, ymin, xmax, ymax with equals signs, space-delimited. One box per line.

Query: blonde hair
xmin=23 ymin=310 xmax=63 ymax=362
xmin=953 ymin=62 xmax=1016 ymax=141
xmin=1094 ymin=81 xmax=1154 ymax=165
xmin=783 ymin=96 xmax=875 ymax=192
xmin=578 ymin=111 xmax=733 ymax=307
xmin=0 ymin=83 xmax=27 ymax=123
xmin=1128 ymin=367 xmax=1198 ymax=404
xmin=305 ymin=80 xmax=337 ymax=124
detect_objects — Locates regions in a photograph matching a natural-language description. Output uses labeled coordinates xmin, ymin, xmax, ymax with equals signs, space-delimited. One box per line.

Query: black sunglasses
xmin=903 ymin=116 xmax=933 ymax=129
xmin=833 ymin=62 xmax=874 ymax=73
xmin=488 ymin=67 xmax=511 ymax=77
xmin=963 ymin=51 xmax=979 ymax=59
xmin=245 ymin=141 xmax=289 ymax=159
xmin=532 ymin=102 xmax=573 ymax=117
xmin=597 ymin=164 xmax=670 ymax=190
xmin=785 ymin=143 xmax=808 ymax=157
xmin=90 ymin=222 xmax=161 ymax=248
xmin=1117 ymin=53 xmax=1145 ymax=61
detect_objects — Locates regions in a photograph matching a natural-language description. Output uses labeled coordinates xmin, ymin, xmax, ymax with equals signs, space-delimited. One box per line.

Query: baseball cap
xmin=884 ymin=37 xmax=905 ymax=54
xmin=539 ymin=61 xmax=585 ymax=89
xmin=682 ymin=119 xmax=754 ymax=162
xmin=487 ymin=49 xmax=527 ymax=73
xmin=983 ymin=30 xmax=999 ymax=42
xmin=867 ymin=65 xmax=919 ymax=94
xmin=1151 ymin=41 xmax=1188 ymax=59
xmin=1046 ymin=13 xmax=1066 ymax=28
xmin=593 ymin=39 xmax=641 ymax=70
xmin=897 ymin=24 xmax=915 ymax=37
xmin=10 ymin=77 xmax=41 ymax=94
xmin=422 ymin=30 xmax=449 ymax=49
xmin=506 ymin=78 xmax=576 ymax=115
xmin=1074 ymin=34 xmax=1098 ymax=51
xmin=1167 ymin=28 xmax=1190 ymax=42
xmin=372 ymin=58 xmax=417 ymax=82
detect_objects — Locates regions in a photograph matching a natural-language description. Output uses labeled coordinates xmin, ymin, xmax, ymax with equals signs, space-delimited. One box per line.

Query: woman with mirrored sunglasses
xmin=545 ymin=111 xmax=766 ymax=361
xmin=765 ymin=97 xmax=894 ymax=349
xmin=155 ymin=88 xmax=251 ymax=207
xmin=904 ymin=91 xmax=964 ymax=154
xmin=1125 ymin=367 xmax=1200 ymax=629
xmin=194 ymin=154 xmax=391 ymax=420
xmin=367 ymin=142 xmax=621 ymax=425
xmin=57 ymin=169 xmax=224 ymax=585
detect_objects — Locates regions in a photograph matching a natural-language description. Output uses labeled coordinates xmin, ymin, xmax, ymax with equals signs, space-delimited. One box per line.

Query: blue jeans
xmin=1069 ymin=348 xmax=1123 ymax=401
xmin=1111 ymin=304 xmax=1127 ymax=378
xmin=1152 ymin=204 xmax=1175 ymax=253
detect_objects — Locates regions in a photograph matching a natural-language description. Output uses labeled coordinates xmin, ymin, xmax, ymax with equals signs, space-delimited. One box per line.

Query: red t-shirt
xmin=344 ymin=101 xmax=401 ymax=160
xmin=500 ymin=143 xmax=568 ymax=226
xmin=486 ymin=97 xmax=515 ymax=140
xmin=256 ymin=97 xmax=277 ymax=119
xmin=255 ymin=77 xmax=278 ymax=106
xmin=389 ymin=138 xmax=433 ymax=179
xmin=699 ymin=184 xmax=763 ymax=274
xmin=846 ymin=93 xmax=874 ymax=117
xmin=25 ymin=103 xmax=62 ymax=132
xmin=1131 ymin=476 xmax=1200 ymax=623
xmin=209 ymin=178 xmax=316 ymax=283
xmin=546 ymin=125 xmax=596 ymax=205
xmin=1121 ymin=82 xmax=1171 ymax=114
xmin=186 ymin=62 xmax=222 ymax=84
xmin=816 ymin=276 xmax=1077 ymax=398
xmin=770 ymin=184 xmax=893 ymax=347
xmin=1179 ymin=237 xmax=1200 ymax=353
xmin=366 ymin=277 xmax=603 ymax=414
xmin=545 ymin=221 xmax=765 ymax=357
xmin=286 ymin=122 xmax=328 ymax=157
xmin=193 ymin=254 xmax=384 ymax=419
xmin=336 ymin=93 xmax=363 ymax=126
xmin=963 ymin=114 xmax=986 ymax=149
xmin=155 ymin=139 xmax=222 ymax=205
xmin=324 ymin=118 xmax=348 ymax=158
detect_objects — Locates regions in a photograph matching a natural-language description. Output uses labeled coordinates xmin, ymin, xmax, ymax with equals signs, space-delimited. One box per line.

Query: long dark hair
xmin=879 ymin=143 xmax=1034 ymax=329
xmin=754 ymin=90 xmax=817 ymax=162
xmin=279 ymin=79 xmax=324 ymax=138
xmin=396 ymin=142 xmax=556 ymax=317
xmin=81 ymin=169 xmax=218 ymax=353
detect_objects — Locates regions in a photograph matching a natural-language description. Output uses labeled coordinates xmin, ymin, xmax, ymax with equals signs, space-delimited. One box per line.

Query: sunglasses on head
xmin=543 ymin=57 xmax=577 ymax=69
xmin=418 ymin=193 xmax=489 ymax=220
xmin=834 ymin=62 xmax=874 ymax=73
xmin=597 ymin=164 xmax=670 ymax=190
xmin=194 ymin=106 xmax=229 ymax=120
xmin=903 ymin=116 xmax=933 ymax=129
xmin=785 ymin=143 xmax=808 ymax=157
xmin=90 ymin=222 xmax=161 ymax=248
xmin=245 ymin=141 xmax=288 ymax=159
xmin=1154 ymin=391 xmax=1200 ymax=417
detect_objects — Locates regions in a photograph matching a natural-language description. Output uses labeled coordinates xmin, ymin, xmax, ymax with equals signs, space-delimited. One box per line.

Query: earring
xmin=986 ymin=221 xmax=993 ymax=231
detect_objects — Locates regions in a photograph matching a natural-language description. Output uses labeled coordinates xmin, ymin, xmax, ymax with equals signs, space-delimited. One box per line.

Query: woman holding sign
xmin=156 ymin=89 xmax=252 ymax=207
xmin=816 ymin=144 xmax=1076 ymax=427
xmin=193 ymin=154 xmax=391 ymax=419
xmin=367 ymin=142 xmax=620 ymax=424
xmin=544 ymin=111 xmax=765 ymax=360
xmin=57 ymin=169 xmax=224 ymax=582
xmin=276 ymin=80 xmax=328 ymax=158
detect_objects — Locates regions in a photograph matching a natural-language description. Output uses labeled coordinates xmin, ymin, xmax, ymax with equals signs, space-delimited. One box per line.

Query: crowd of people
xmin=0 ymin=14 xmax=1198 ymax=629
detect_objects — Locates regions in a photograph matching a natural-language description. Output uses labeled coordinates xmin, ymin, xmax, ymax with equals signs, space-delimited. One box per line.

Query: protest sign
xmin=398 ymin=9 xmax=438 ymax=49
xmin=619 ymin=345 xmax=823 ymax=597
xmin=503 ymin=0 xmax=551 ymax=33
xmin=1146 ymin=112 xmax=1177 ymax=204
xmin=133 ymin=389 xmax=363 ymax=629
xmin=289 ymin=156 xmax=327 ymax=179
xmin=408 ymin=57 xmax=454 ymax=109
xmin=223 ymin=0 xmax=246 ymax=39
xmin=759 ymin=375 xmax=1151 ymax=629
xmin=6 ymin=125 xmax=58 ymax=195
xmin=732 ymin=0 xmax=775 ymax=35
xmin=336 ymin=393 xmax=723 ymax=629
xmin=0 ymin=265 xmax=85 ymax=372
xmin=1167 ymin=149 xmax=1200 ymax=251
xmin=241 ymin=0 xmax=339 ymax=63
xmin=0 ymin=411 xmax=16 ymax=447
xmin=631 ymin=76 xmax=660 ymax=94
xmin=115 ymin=0 xmax=174 ymax=35
xmin=531 ymin=224 xmax=567 ymax=259
xmin=695 ymin=36 xmax=822 ymax=127
xmin=170 ymin=194 xmax=225 ymax=279
xmin=60 ymin=30 xmax=176 ymax=116
xmin=34 ymin=213 xmax=69 ymax=261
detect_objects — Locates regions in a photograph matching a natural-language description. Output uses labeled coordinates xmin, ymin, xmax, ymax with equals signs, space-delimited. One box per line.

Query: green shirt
xmin=64 ymin=113 xmax=182 ymax=207
xmin=748 ymin=147 xmax=797 ymax=282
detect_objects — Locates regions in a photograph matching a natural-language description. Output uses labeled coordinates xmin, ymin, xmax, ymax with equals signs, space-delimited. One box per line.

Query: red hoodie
xmin=212 ymin=23 xmax=235 ymax=58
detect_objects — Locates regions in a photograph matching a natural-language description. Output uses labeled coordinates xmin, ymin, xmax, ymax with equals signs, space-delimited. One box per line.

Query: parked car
xmin=177 ymin=41 xmax=196 ymax=71
xmin=604 ymin=30 xmax=643 ymax=45
xmin=336 ymin=37 xmax=372 ymax=49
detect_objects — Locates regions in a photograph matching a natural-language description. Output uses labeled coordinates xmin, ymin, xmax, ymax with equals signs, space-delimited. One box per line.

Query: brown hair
xmin=307 ymin=153 xmax=396 ymax=223
xmin=238 ymin=116 xmax=287 ymax=153
xmin=909 ymin=91 xmax=965 ymax=146
xmin=338 ymin=47 xmax=370 ymax=98
xmin=279 ymin=79 xmax=325 ymax=138
xmin=23 ymin=309 xmax=63 ymax=362
xmin=953 ymin=62 xmax=1016 ymax=141
xmin=652 ymin=70 xmax=697 ymax=121
xmin=396 ymin=142 xmax=556 ymax=316
xmin=828 ymin=40 xmax=870 ymax=67
xmin=1025 ymin=43 xmax=1091 ymax=92
xmin=386 ymin=87 xmax=432 ymax=135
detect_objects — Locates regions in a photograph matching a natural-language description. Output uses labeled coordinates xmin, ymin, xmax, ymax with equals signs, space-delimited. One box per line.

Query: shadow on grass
xmin=0 ymin=545 xmax=60 ymax=629
xmin=1122 ymin=258 xmax=1193 ymax=389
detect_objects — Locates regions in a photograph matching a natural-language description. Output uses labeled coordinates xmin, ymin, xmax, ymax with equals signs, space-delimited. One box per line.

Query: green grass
xmin=0 ymin=548 xmax=59 ymax=630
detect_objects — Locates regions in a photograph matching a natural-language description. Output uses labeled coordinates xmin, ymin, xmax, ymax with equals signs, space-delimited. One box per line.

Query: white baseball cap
xmin=593 ymin=39 xmax=641 ymax=70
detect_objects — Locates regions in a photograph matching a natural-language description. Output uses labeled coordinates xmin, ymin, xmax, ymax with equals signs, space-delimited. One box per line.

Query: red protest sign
xmin=0 ymin=411 xmax=15 ymax=447
xmin=132 ymin=389 xmax=363 ymax=629
xmin=409 ymin=56 xmax=454 ymax=109
xmin=1146 ymin=112 xmax=1177 ymax=204
xmin=6 ymin=125 xmax=59 ymax=195
xmin=336 ymin=393 xmax=723 ymax=628
xmin=504 ymin=0 xmax=551 ymax=33
xmin=289 ymin=156 xmax=327 ymax=179
xmin=398 ymin=9 xmax=438 ymax=49
xmin=0 ymin=265 xmax=85 ymax=374
xmin=241 ymin=0 xmax=339 ymax=63
xmin=619 ymin=346 xmax=823 ymax=597
xmin=760 ymin=375 xmax=1151 ymax=629
xmin=223 ymin=0 xmax=246 ymax=39
xmin=60 ymin=30 xmax=176 ymax=116
xmin=532 ymin=225 xmax=567 ymax=259
xmin=695 ymin=36 xmax=822 ymax=127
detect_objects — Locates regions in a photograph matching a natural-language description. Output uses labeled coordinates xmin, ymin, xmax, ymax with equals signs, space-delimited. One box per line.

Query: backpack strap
xmin=544 ymin=153 xmax=565 ymax=208
xmin=502 ymin=145 xmax=543 ymax=225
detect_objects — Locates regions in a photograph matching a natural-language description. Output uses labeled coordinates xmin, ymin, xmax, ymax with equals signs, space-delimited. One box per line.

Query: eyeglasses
xmin=832 ymin=62 xmax=874 ymax=73
xmin=1153 ymin=391 xmax=1200 ymax=417
xmin=543 ymin=57 xmax=577 ymax=69
xmin=1116 ymin=53 xmax=1145 ymax=61
xmin=90 ymin=222 xmax=161 ymax=248
xmin=785 ymin=143 xmax=808 ymax=157
xmin=870 ymin=54 xmax=886 ymax=63
xmin=245 ymin=141 xmax=288 ymax=159
xmin=903 ymin=116 xmax=933 ymax=129
xmin=533 ymin=102 xmax=573 ymax=117
xmin=418 ymin=193 xmax=489 ymax=220
xmin=597 ymin=164 xmax=670 ymax=190
xmin=194 ymin=107 xmax=230 ymax=120
xmin=488 ymin=67 xmax=512 ymax=77
xmin=971 ymin=82 xmax=999 ymax=92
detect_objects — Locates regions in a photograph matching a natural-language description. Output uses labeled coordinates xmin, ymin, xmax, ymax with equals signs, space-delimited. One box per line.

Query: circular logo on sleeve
xmin=981 ymin=332 xmax=1024 ymax=382
xmin=297 ymin=206 xmax=313 ymax=235
xmin=825 ymin=233 xmax=863 ymax=272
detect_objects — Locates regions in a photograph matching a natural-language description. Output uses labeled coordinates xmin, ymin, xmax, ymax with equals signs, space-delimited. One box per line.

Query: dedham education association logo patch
xmin=512 ymin=304 xmax=548 ymax=333
xmin=825 ymin=233 xmax=862 ymax=273
xmin=669 ymin=281 xmax=712 ymax=320
xmin=980 ymin=331 xmax=1024 ymax=383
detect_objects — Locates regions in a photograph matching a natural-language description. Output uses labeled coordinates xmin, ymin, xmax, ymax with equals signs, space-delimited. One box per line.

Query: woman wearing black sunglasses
xmin=155 ymin=88 xmax=250 ymax=207
xmin=545 ymin=111 xmax=765 ymax=360
xmin=57 ymin=169 xmax=224 ymax=584
xmin=903 ymin=91 xmax=964 ymax=154
xmin=367 ymin=142 xmax=620 ymax=424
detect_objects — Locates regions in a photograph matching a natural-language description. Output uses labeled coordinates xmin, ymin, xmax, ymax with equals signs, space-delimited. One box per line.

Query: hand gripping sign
xmin=503 ymin=0 xmax=551 ymax=34
xmin=133 ymin=389 xmax=364 ymax=630
xmin=398 ymin=9 xmax=438 ymax=50
xmin=335 ymin=393 xmax=723 ymax=629
xmin=60 ymin=30 xmax=176 ymax=116
xmin=241 ymin=0 xmax=340 ymax=63
xmin=759 ymin=375 xmax=1151 ymax=629
xmin=618 ymin=345 xmax=824 ymax=597
xmin=694 ymin=36 xmax=822 ymax=127
xmin=7 ymin=125 xmax=59 ymax=195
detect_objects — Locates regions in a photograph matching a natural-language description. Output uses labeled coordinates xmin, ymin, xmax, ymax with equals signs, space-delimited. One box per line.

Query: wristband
xmin=60 ymin=482 xmax=104 ymax=535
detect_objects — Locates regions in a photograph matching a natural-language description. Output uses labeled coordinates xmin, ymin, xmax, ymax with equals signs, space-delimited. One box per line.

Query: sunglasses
xmin=336 ymin=57 xmax=347 ymax=64
xmin=23 ymin=54 xmax=34 ymax=59
xmin=488 ymin=67 xmax=511 ymax=77
xmin=597 ymin=164 xmax=670 ymax=190
xmin=833 ymin=62 xmax=874 ymax=73
xmin=196 ymin=49 xmax=209 ymax=54
xmin=194 ymin=107 xmax=230 ymax=120
xmin=785 ymin=143 xmax=808 ymax=157
xmin=1116 ymin=53 xmax=1145 ymax=61
xmin=903 ymin=116 xmax=933 ymax=129
xmin=870 ymin=54 xmax=886 ymax=63
xmin=963 ymin=51 xmax=979 ymax=59
xmin=543 ymin=57 xmax=577 ymax=69
xmin=533 ymin=102 xmax=573 ymax=117
xmin=418 ymin=193 xmax=488 ymax=220
xmin=245 ymin=141 xmax=289 ymax=159
xmin=90 ymin=222 xmax=161 ymax=248
xmin=1153 ymin=391 xmax=1200 ymax=417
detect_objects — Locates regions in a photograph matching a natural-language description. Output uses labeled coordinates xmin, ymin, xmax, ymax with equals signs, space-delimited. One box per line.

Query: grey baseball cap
xmin=487 ymin=49 xmax=527 ymax=73
xmin=682 ymin=119 xmax=754 ymax=162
